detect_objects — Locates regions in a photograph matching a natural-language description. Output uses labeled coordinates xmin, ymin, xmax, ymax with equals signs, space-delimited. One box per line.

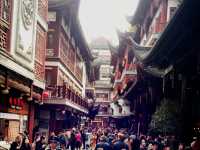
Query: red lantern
xmin=17 ymin=98 xmax=21 ymax=106
xmin=9 ymin=97 xmax=12 ymax=105
xmin=13 ymin=98 xmax=17 ymax=106
xmin=42 ymin=91 xmax=49 ymax=99
xmin=20 ymin=99 xmax=24 ymax=107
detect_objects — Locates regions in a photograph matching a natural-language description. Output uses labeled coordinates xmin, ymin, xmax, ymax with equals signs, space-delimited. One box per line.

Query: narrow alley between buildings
xmin=0 ymin=0 xmax=200 ymax=149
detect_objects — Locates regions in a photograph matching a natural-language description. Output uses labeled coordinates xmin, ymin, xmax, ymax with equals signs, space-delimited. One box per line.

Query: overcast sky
xmin=79 ymin=0 xmax=139 ymax=46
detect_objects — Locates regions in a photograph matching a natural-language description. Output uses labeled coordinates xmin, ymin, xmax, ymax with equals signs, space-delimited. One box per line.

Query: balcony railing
xmin=45 ymin=85 xmax=88 ymax=109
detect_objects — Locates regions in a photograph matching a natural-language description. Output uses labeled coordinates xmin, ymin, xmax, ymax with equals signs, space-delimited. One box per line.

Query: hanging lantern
xmin=9 ymin=97 xmax=12 ymax=106
xmin=42 ymin=91 xmax=49 ymax=100
xmin=20 ymin=99 xmax=24 ymax=108
xmin=16 ymin=99 xmax=21 ymax=110
xmin=18 ymin=99 xmax=23 ymax=110
xmin=11 ymin=98 xmax=16 ymax=109
xmin=17 ymin=98 xmax=21 ymax=106
xmin=13 ymin=98 xmax=17 ymax=105
xmin=9 ymin=97 xmax=15 ymax=109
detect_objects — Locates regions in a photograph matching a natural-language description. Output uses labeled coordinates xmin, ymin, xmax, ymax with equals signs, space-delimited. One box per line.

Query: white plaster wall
xmin=9 ymin=0 xmax=38 ymax=78
xmin=122 ymin=105 xmax=131 ymax=115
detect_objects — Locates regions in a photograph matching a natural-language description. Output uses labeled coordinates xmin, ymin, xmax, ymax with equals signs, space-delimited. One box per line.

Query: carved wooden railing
xmin=35 ymin=61 xmax=45 ymax=81
xmin=45 ymin=85 xmax=88 ymax=108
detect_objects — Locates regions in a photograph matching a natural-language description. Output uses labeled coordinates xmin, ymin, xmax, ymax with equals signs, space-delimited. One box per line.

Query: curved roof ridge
xmin=127 ymin=36 xmax=151 ymax=61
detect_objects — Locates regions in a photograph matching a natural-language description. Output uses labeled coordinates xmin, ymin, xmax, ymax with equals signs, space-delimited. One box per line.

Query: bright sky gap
xmin=79 ymin=0 xmax=139 ymax=46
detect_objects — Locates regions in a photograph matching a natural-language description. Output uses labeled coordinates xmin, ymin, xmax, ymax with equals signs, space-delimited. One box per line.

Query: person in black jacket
xmin=81 ymin=128 xmax=86 ymax=150
xmin=10 ymin=135 xmax=31 ymax=150
xmin=35 ymin=136 xmax=47 ymax=150
xmin=70 ymin=129 xmax=76 ymax=150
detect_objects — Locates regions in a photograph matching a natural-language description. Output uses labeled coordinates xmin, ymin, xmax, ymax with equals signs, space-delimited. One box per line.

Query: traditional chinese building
xmin=0 ymin=0 xmax=48 ymax=142
xmin=129 ymin=0 xmax=200 ymax=141
xmin=121 ymin=0 xmax=200 ymax=141
xmin=36 ymin=0 xmax=93 ymax=136
xmin=108 ymin=32 xmax=136 ymax=129
xmin=110 ymin=0 xmax=181 ymax=132
xmin=128 ymin=0 xmax=180 ymax=47
xmin=125 ymin=0 xmax=181 ymax=135
xmin=89 ymin=37 xmax=113 ymax=127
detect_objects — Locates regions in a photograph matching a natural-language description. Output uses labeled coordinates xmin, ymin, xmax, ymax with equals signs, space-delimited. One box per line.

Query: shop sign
xmin=9 ymin=97 xmax=24 ymax=110
xmin=0 ymin=112 xmax=20 ymax=120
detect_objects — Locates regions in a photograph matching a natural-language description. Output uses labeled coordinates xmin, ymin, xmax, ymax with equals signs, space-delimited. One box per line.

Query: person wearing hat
xmin=46 ymin=136 xmax=61 ymax=150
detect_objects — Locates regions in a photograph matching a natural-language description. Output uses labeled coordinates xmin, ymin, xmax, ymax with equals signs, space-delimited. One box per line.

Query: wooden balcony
xmin=44 ymin=85 xmax=88 ymax=113
xmin=114 ymin=63 xmax=136 ymax=85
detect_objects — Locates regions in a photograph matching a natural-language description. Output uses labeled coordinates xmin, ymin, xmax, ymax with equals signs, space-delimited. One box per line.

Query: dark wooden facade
xmin=127 ymin=0 xmax=200 ymax=141
xmin=0 ymin=0 xmax=48 ymax=142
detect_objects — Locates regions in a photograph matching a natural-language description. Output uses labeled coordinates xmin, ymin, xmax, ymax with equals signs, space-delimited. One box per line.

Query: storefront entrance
xmin=0 ymin=119 xmax=20 ymax=142
xmin=0 ymin=113 xmax=28 ymax=142
xmin=8 ymin=120 xmax=20 ymax=142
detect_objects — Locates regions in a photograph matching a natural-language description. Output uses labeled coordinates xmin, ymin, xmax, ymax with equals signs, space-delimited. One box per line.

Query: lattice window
xmin=38 ymin=0 xmax=48 ymax=21
xmin=35 ymin=61 xmax=45 ymax=80
xmin=35 ymin=25 xmax=46 ymax=80
xmin=1 ymin=0 xmax=10 ymax=23
xmin=0 ymin=0 xmax=11 ymax=51
xmin=0 ymin=26 xmax=8 ymax=50
xmin=169 ymin=7 xmax=177 ymax=20
xmin=35 ymin=25 xmax=46 ymax=63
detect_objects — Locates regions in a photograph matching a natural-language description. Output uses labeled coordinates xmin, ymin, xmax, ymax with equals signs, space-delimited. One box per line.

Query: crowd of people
xmin=7 ymin=126 xmax=200 ymax=150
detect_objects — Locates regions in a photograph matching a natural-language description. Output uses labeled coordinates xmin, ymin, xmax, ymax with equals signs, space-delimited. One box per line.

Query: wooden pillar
xmin=28 ymin=103 xmax=35 ymax=143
